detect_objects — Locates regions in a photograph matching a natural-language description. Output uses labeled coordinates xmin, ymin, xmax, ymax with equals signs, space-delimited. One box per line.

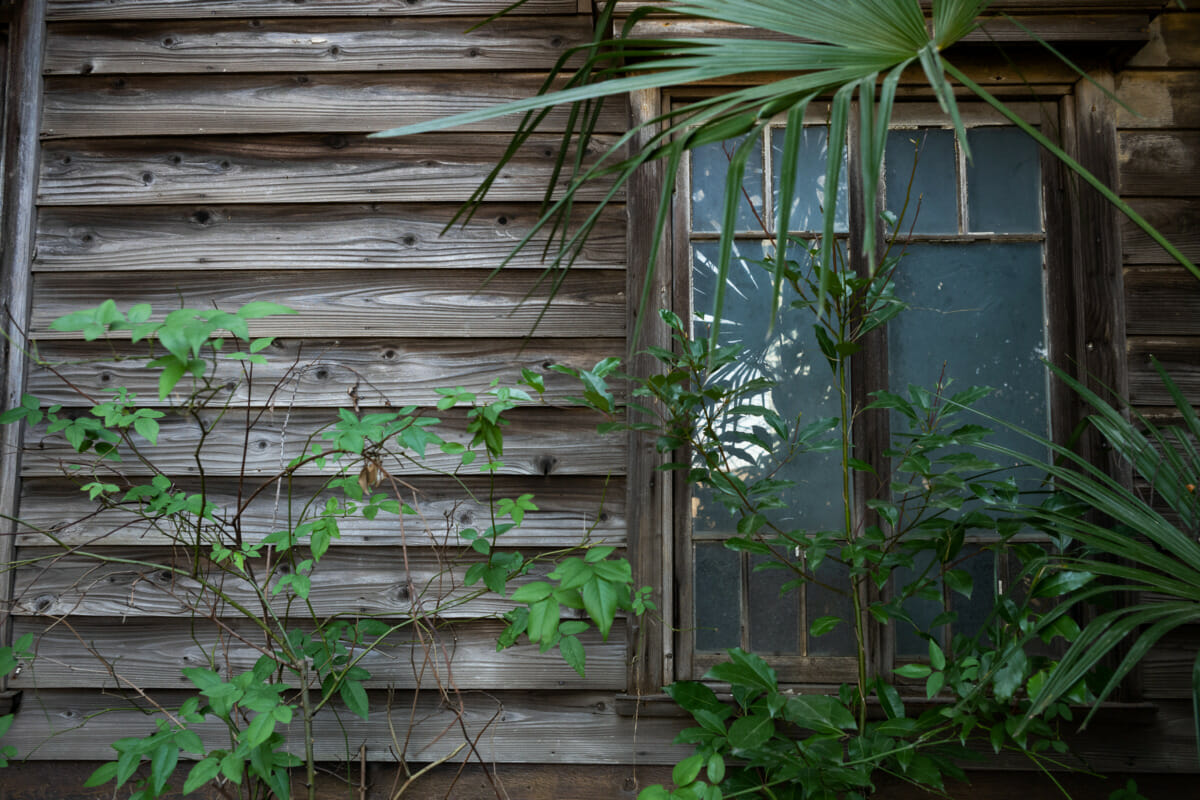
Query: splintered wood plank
xmin=29 ymin=269 xmax=626 ymax=339
xmin=1124 ymin=266 xmax=1200 ymax=335
xmin=16 ymin=475 xmax=626 ymax=548
xmin=35 ymin=204 xmax=625 ymax=271
xmin=5 ymin=688 xmax=689 ymax=763
xmin=10 ymin=617 xmax=627 ymax=690
xmin=26 ymin=337 xmax=626 ymax=406
xmin=43 ymin=73 xmax=627 ymax=138
xmin=20 ymin=407 xmax=626 ymax=477
xmin=1119 ymin=131 xmax=1200 ymax=197
xmin=9 ymin=545 xmax=628 ymax=619
xmin=47 ymin=0 xmax=579 ymax=19
xmin=1127 ymin=11 xmax=1200 ymax=68
xmin=46 ymin=18 xmax=592 ymax=74
xmin=1121 ymin=198 xmax=1200 ymax=265
xmin=1116 ymin=71 xmax=1200 ymax=129
xmin=39 ymin=134 xmax=623 ymax=205
xmin=1127 ymin=337 xmax=1200 ymax=406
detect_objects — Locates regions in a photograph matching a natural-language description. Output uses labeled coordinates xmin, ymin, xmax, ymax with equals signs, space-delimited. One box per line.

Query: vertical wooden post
xmin=625 ymin=88 xmax=672 ymax=697
xmin=0 ymin=0 xmax=46 ymax=653
xmin=1070 ymin=70 xmax=1130 ymax=478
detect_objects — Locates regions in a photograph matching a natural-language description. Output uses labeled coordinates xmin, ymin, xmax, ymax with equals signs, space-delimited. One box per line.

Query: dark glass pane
xmin=770 ymin=126 xmax=848 ymax=233
xmin=895 ymin=551 xmax=944 ymax=657
xmin=691 ymin=135 xmax=765 ymax=233
xmin=695 ymin=543 xmax=742 ymax=651
xmin=807 ymin=558 xmax=857 ymax=656
xmin=749 ymin=551 xmax=801 ymax=654
xmin=886 ymin=129 xmax=959 ymax=234
xmin=967 ymin=127 xmax=1042 ymax=233
xmin=889 ymin=242 xmax=1049 ymax=467
xmin=951 ymin=545 xmax=996 ymax=641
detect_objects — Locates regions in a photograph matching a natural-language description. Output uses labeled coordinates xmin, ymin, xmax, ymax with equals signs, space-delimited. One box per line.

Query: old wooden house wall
xmin=4 ymin=0 xmax=689 ymax=770
xmin=1119 ymin=6 xmax=1200 ymax=705
xmin=3 ymin=1 xmax=1200 ymax=797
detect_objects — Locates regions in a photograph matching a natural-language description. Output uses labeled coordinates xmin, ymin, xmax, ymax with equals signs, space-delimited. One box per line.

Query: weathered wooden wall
xmin=4 ymin=1 xmax=1200 ymax=797
xmin=1118 ymin=6 xmax=1200 ymax=707
xmin=3 ymin=0 xmax=672 ymax=775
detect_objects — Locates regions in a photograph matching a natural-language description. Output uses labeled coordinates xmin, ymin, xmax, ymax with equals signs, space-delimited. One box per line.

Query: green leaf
xmin=810 ymin=615 xmax=842 ymax=637
xmin=84 ymin=761 xmax=119 ymax=788
xmin=673 ymin=753 xmax=706 ymax=788
xmin=894 ymin=663 xmax=932 ymax=679
xmin=727 ymin=713 xmax=775 ymax=752
xmin=149 ymin=742 xmax=179 ymax=796
xmin=340 ymin=678 xmax=370 ymax=720
xmin=928 ymin=640 xmax=946 ymax=671
xmin=706 ymin=752 xmax=725 ymax=784
xmin=580 ymin=578 xmax=618 ymax=640
xmin=221 ymin=752 xmax=245 ymax=785
xmin=943 ymin=568 xmax=973 ymax=599
xmin=184 ymin=756 xmax=221 ymax=794
xmin=559 ymin=634 xmax=586 ymax=677
xmin=783 ymin=694 xmax=857 ymax=735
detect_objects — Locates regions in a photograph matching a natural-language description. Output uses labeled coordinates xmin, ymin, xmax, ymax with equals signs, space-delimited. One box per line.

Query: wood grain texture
xmin=34 ymin=204 xmax=626 ymax=272
xmin=5 ymin=688 xmax=690 ymax=763
xmin=1141 ymin=624 xmax=1200 ymax=699
xmin=1121 ymin=198 xmax=1200 ymax=265
xmin=9 ymin=617 xmax=627 ymax=690
xmin=1124 ymin=266 xmax=1200 ymax=335
xmin=1116 ymin=70 xmax=1200 ymax=128
xmin=9 ymin=545 xmax=623 ymax=619
xmin=1127 ymin=336 xmax=1200 ymax=405
xmin=47 ymin=0 xmax=579 ymax=19
xmin=29 ymin=269 xmax=626 ymax=339
xmin=15 ymin=475 xmax=625 ymax=549
xmin=26 ymin=337 xmax=626 ymax=406
xmin=1119 ymin=131 xmax=1200 ymax=197
xmin=42 ymin=73 xmax=627 ymax=138
xmin=1126 ymin=10 xmax=1200 ymax=67
xmin=625 ymin=15 xmax=1152 ymax=44
xmin=20 ymin=406 xmax=626 ymax=477
xmin=39 ymin=134 xmax=623 ymax=205
xmin=613 ymin=0 xmax=1173 ymax=13
xmin=46 ymin=18 xmax=592 ymax=74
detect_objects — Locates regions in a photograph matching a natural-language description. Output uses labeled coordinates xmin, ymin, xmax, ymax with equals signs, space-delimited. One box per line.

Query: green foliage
xmin=0 ymin=634 xmax=34 ymax=767
xmin=1 ymin=301 xmax=647 ymax=799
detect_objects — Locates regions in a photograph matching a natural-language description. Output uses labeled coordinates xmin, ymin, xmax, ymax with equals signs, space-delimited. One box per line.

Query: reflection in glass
xmin=690 ymin=135 xmax=765 ymax=233
xmin=770 ymin=127 xmax=848 ymax=233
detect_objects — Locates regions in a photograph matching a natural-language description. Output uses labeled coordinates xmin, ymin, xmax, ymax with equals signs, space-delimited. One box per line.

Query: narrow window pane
xmin=690 ymin=135 xmax=765 ymax=233
xmin=885 ymin=129 xmax=959 ymax=234
xmin=951 ymin=545 xmax=997 ymax=642
xmin=888 ymin=242 xmax=1049 ymax=462
xmin=692 ymin=242 xmax=846 ymax=536
xmin=806 ymin=559 xmax=857 ymax=657
xmin=749 ymin=551 xmax=801 ymax=654
xmin=967 ymin=127 xmax=1042 ymax=233
xmin=695 ymin=543 xmax=742 ymax=651
xmin=770 ymin=126 xmax=848 ymax=233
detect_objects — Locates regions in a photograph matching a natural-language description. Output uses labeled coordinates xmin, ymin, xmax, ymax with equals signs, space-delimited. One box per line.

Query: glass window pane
xmin=690 ymin=135 xmax=765 ymax=234
xmin=807 ymin=559 xmax=857 ymax=657
xmin=770 ymin=126 xmax=848 ymax=233
xmin=886 ymin=129 xmax=959 ymax=234
xmin=967 ymin=127 xmax=1042 ymax=233
xmin=894 ymin=551 xmax=943 ymax=657
xmin=749 ymin=551 xmax=801 ymax=654
xmin=951 ymin=545 xmax=997 ymax=642
xmin=691 ymin=241 xmax=846 ymax=536
xmin=695 ymin=543 xmax=742 ymax=651
xmin=888 ymin=242 xmax=1049 ymax=463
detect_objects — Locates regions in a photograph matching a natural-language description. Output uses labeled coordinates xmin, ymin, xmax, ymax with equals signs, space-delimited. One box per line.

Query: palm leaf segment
xmin=373 ymin=0 xmax=994 ymax=336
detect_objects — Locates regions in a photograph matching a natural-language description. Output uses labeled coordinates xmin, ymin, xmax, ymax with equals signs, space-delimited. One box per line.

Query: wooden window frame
xmin=622 ymin=71 xmax=1129 ymax=699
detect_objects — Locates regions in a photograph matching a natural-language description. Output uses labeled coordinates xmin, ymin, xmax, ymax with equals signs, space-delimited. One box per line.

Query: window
xmin=667 ymin=101 xmax=1065 ymax=683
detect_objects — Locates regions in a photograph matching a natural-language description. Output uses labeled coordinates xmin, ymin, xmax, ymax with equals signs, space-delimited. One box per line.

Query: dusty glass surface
xmin=885 ymin=129 xmax=959 ymax=234
xmin=967 ymin=127 xmax=1042 ymax=234
xmin=691 ymin=135 xmax=765 ymax=233
xmin=770 ymin=126 xmax=848 ymax=233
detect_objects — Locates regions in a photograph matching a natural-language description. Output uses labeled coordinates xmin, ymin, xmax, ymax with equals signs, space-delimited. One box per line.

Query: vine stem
xmin=299 ymin=657 xmax=316 ymax=800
